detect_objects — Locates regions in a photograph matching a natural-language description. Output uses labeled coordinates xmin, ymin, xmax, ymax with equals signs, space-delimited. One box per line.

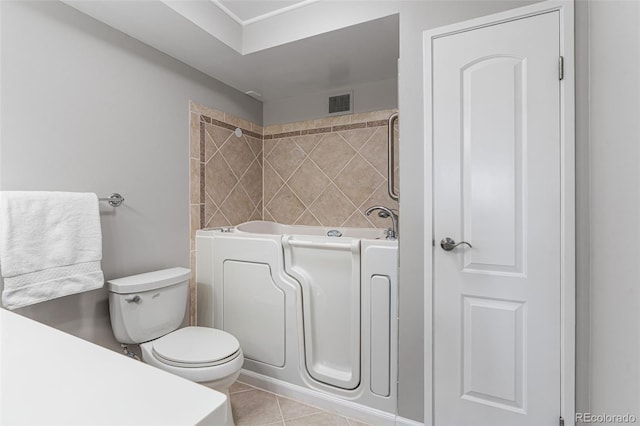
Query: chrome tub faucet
xmin=365 ymin=206 xmax=398 ymax=240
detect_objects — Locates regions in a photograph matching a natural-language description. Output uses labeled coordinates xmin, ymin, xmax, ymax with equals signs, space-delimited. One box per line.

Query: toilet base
xmin=199 ymin=370 xmax=241 ymax=426
xmin=139 ymin=341 xmax=243 ymax=426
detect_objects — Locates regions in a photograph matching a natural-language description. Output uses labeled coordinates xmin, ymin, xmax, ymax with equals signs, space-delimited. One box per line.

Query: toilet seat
xmin=151 ymin=326 xmax=240 ymax=368
xmin=139 ymin=326 xmax=244 ymax=384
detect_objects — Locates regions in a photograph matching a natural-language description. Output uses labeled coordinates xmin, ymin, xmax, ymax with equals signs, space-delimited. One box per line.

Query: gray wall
xmin=263 ymin=78 xmax=397 ymax=125
xmin=0 ymin=0 xmax=261 ymax=351
xmin=585 ymin=0 xmax=640 ymax=418
xmin=574 ymin=0 xmax=592 ymax=416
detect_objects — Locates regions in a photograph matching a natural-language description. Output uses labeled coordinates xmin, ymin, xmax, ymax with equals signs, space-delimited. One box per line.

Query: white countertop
xmin=0 ymin=309 xmax=226 ymax=425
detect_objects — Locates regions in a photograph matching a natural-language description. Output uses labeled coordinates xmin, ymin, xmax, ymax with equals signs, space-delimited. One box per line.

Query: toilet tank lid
xmin=107 ymin=267 xmax=191 ymax=294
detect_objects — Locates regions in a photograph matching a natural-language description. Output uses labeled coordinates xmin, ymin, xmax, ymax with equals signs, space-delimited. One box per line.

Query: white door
xmin=432 ymin=11 xmax=561 ymax=425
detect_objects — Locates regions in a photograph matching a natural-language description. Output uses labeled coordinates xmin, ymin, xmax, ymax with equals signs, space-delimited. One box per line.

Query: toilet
xmin=106 ymin=267 xmax=243 ymax=425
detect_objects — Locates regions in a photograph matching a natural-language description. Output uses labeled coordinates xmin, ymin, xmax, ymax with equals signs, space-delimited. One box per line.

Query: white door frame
xmin=422 ymin=2 xmax=575 ymax=425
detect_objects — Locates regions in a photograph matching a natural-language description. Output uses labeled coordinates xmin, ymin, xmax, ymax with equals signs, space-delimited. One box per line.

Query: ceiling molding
xmin=60 ymin=0 xmax=399 ymax=104
xmin=209 ymin=0 xmax=244 ymax=25
xmin=161 ymin=0 xmax=243 ymax=52
xmin=210 ymin=0 xmax=320 ymax=26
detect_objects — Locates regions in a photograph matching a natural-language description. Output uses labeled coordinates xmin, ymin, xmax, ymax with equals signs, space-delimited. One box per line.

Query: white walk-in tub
xmin=196 ymin=221 xmax=398 ymax=422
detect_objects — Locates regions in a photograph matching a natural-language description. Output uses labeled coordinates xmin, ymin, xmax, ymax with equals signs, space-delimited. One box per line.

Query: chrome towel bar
xmin=99 ymin=193 xmax=124 ymax=207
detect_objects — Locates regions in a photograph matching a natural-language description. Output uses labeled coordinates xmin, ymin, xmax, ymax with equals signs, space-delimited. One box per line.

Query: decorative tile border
xmin=263 ymin=109 xmax=397 ymax=136
xmin=200 ymin=115 xmax=262 ymax=139
xmin=263 ymin=119 xmax=390 ymax=140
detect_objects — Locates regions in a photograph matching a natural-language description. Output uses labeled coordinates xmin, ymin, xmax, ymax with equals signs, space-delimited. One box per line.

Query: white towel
xmin=0 ymin=191 xmax=104 ymax=309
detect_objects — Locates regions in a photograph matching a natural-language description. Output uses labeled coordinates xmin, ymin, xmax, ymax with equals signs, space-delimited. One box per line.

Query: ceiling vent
xmin=328 ymin=91 xmax=353 ymax=115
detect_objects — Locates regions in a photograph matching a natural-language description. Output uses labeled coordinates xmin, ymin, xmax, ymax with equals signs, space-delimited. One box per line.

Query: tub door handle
xmin=286 ymin=239 xmax=353 ymax=251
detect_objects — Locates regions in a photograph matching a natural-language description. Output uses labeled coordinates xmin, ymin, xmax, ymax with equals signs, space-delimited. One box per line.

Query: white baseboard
xmin=239 ymin=369 xmax=397 ymax=426
xmin=394 ymin=416 xmax=424 ymax=426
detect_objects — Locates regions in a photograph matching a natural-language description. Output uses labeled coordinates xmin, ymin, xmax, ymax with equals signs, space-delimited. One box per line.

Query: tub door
xmin=282 ymin=236 xmax=361 ymax=390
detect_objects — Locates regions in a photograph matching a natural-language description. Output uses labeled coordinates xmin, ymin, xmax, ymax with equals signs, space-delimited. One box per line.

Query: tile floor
xmin=229 ymin=381 xmax=370 ymax=426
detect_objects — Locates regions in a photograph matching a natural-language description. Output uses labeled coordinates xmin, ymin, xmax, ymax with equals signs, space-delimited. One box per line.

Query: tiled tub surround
xmin=188 ymin=102 xmax=263 ymax=323
xmin=263 ymin=109 xmax=399 ymax=228
xmin=188 ymin=106 xmax=399 ymax=323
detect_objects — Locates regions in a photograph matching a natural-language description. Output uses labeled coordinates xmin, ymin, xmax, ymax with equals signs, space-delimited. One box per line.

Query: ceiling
xmin=239 ymin=14 xmax=398 ymax=100
xmin=215 ymin=0 xmax=312 ymax=24
xmin=62 ymin=1 xmax=398 ymax=103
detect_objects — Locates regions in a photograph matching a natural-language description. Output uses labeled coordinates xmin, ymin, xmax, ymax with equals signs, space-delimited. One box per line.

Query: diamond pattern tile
xmin=293 ymin=134 xmax=323 ymax=154
xmin=264 ymin=210 xmax=277 ymax=222
xmin=339 ymin=128 xmax=376 ymax=151
xmin=205 ymin=123 xmax=232 ymax=149
xmin=287 ymin=159 xmax=330 ymax=205
xmin=309 ymin=133 xmax=356 ymax=179
xmin=240 ymin=159 xmax=263 ymax=205
xmin=204 ymin=193 xmax=217 ymax=226
xmin=294 ymin=210 xmax=321 ymax=226
xmin=334 ymin=155 xmax=385 ymax=207
xmin=265 ymin=185 xmax=305 ymax=224
xmin=204 ymin=209 xmax=218 ymax=228
xmin=310 ymin=184 xmax=356 ymax=226
xmin=204 ymin=131 xmax=218 ymax=163
xmin=205 ymin=153 xmax=238 ymax=206
xmin=245 ymin=135 xmax=262 ymax=158
xmin=266 ymin=138 xmax=306 ymax=181
xmin=220 ymin=185 xmax=255 ymax=225
xmin=249 ymin=207 xmax=262 ymax=221
xmin=208 ymin=209 xmax=231 ymax=228
xmin=260 ymin=114 xmax=399 ymax=227
xmin=358 ymin=127 xmax=388 ymax=176
xmin=264 ymin=163 xmax=284 ymax=206
xmin=220 ymin=134 xmax=255 ymax=178
xmin=342 ymin=211 xmax=375 ymax=228
xmin=192 ymin=107 xmax=400 ymax=234
xmin=264 ymin=138 xmax=279 ymax=157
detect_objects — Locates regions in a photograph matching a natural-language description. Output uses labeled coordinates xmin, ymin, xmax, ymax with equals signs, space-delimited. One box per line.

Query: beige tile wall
xmin=263 ymin=109 xmax=399 ymax=229
xmin=188 ymin=101 xmax=263 ymax=324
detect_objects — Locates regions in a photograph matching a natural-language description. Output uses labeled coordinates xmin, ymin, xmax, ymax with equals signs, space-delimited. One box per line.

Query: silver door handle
xmin=440 ymin=237 xmax=472 ymax=251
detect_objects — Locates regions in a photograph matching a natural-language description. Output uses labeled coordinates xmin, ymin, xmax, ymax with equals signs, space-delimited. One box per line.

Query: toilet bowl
xmin=107 ymin=267 xmax=243 ymax=425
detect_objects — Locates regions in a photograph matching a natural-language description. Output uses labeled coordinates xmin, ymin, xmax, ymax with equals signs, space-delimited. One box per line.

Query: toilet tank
xmin=107 ymin=267 xmax=191 ymax=344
